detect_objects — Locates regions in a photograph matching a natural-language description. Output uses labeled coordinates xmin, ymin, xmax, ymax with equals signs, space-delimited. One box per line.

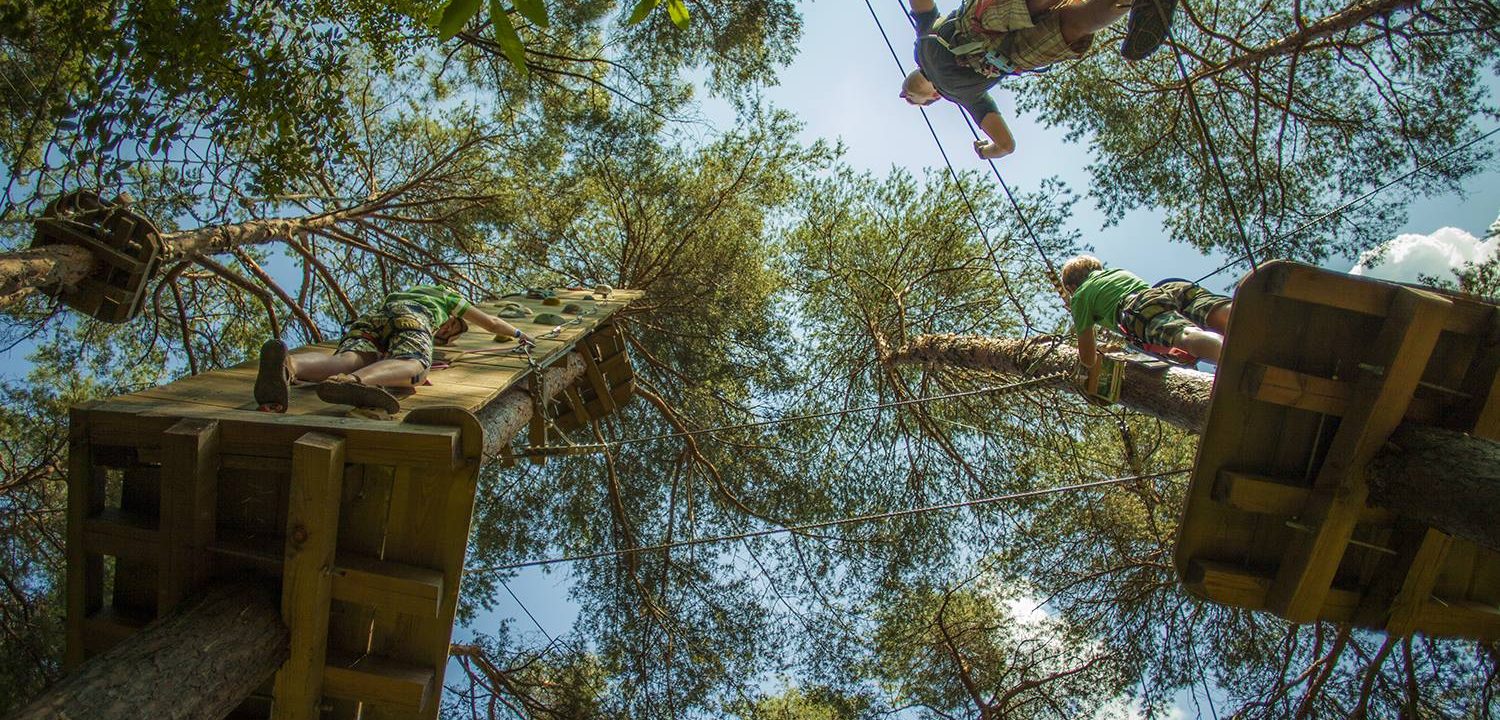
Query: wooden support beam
xmin=1184 ymin=560 xmax=1361 ymax=621
xmin=1212 ymin=470 xmax=1392 ymax=524
xmin=1269 ymin=287 xmax=1452 ymax=622
xmin=271 ymin=432 xmax=346 ymax=720
xmin=159 ymin=418 xmax=219 ymax=612
xmin=82 ymin=509 xmax=159 ymax=561
xmin=1267 ymin=261 xmax=1490 ymax=335
xmin=322 ymin=652 xmax=434 ymax=712
xmin=1244 ymin=363 xmax=1440 ymax=422
xmin=330 ymin=555 xmax=444 ymax=619
xmin=66 ymin=408 xmax=103 ymax=668
xmin=80 ymin=606 xmax=148 ymax=656
xmin=1385 ymin=528 xmax=1454 ymax=637
xmin=1415 ymin=598 xmax=1500 ymax=641
xmin=580 ymin=348 xmax=617 ymax=415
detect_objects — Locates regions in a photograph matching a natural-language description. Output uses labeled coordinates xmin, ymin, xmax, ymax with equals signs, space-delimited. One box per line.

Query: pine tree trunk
xmin=1368 ymin=425 xmax=1500 ymax=553
xmin=12 ymin=581 xmax=287 ymax=720
xmin=886 ymin=333 xmax=1213 ymax=433
xmin=0 ymin=244 xmax=96 ymax=306
xmin=476 ymin=351 xmax=587 ymax=456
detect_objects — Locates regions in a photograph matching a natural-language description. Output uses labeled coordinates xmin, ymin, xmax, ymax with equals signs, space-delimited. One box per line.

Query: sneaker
xmin=254 ymin=339 xmax=292 ymax=412
xmin=316 ymin=374 xmax=402 ymax=414
xmin=1121 ymin=0 xmax=1177 ymax=61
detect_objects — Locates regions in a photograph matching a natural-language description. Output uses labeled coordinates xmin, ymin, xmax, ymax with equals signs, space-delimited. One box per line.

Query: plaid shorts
xmin=336 ymin=300 xmax=435 ymax=378
xmin=1118 ymin=281 xmax=1231 ymax=347
xmin=954 ymin=0 xmax=1095 ymax=75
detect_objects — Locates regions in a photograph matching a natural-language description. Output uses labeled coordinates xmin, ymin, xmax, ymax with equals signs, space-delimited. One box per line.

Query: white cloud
xmin=1350 ymin=225 xmax=1500 ymax=284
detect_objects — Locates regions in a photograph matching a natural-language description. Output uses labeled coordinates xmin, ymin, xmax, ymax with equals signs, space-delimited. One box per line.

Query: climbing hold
xmin=525 ymin=287 xmax=556 ymax=300
xmin=533 ymin=312 xmax=567 ymax=326
xmin=562 ymin=302 xmax=583 ymax=314
xmin=541 ymin=297 xmax=561 ymax=306
xmin=593 ymin=284 xmax=613 ymax=298
xmin=497 ymin=302 xmax=531 ymax=318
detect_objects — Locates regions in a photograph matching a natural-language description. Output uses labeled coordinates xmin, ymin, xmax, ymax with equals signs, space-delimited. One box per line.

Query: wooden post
xmin=65 ymin=407 xmax=103 ymax=669
xmin=271 ymin=432 xmax=346 ymax=720
xmin=159 ymin=418 xmax=220 ymax=611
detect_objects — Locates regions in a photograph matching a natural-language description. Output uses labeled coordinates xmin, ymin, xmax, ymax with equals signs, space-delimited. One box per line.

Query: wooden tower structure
xmin=59 ymin=287 xmax=642 ymax=718
xmin=1176 ymin=261 xmax=1500 ymax=639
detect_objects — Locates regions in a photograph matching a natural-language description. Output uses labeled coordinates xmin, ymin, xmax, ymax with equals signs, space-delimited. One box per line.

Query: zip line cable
xmin=1191 ymin=125 xmax=1500 ymax=286
xmin=482 ymin=468 xmax=1190 ymax=571
xmin=504 ymin=371 xmax=1070 ymax=458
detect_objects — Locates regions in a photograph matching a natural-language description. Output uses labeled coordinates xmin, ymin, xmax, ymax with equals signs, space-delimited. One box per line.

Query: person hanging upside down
xmin=1061 ymin=255 xmax=1231 ymax=394
xmin=901 ymin=0 xmax=1177 ymax=160
xmin=254 ymin=284 xmax=534 ymax=414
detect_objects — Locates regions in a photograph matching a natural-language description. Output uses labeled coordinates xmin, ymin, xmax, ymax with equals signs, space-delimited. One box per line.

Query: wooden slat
xmin=271 ymin=432 xmax=346 ymax=720
xmin=331 ymin=554 xmax=444 ymax=618
xmin=1245 ymin=363 xmax=1441 ymax=422
xmin=1211 ymin=470 xmax=1392 ymax=524
xmin=81 ymin=605 xmax=149 ymax=655
xmin=83 ymin=508 xmax=160 ymax=561
xmin=159 ymin=418 xmax=219 ymax=611
xmin=66 ymin=408 xmax=103 ymax=669
xmin=1415 ymin=598 xmax=1500 ymax=641
xmin=1386 ymin=528 xmax=1455 ymax=636
xmin=322 ymin=652 xmax=435 ymax=711
xmin=580 ymin=349 xmax=617 ymax=416
xmin=1267 ymin=261 xmax=1491 ymax=335
xmin=1269 ymin=287 xmax=1452 ymax=622
xmin=1186 ymin=560 xmax=1360 ymax=621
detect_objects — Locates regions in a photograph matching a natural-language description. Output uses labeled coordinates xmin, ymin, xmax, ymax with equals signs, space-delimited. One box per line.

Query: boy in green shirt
xmin=1061 ymin=255 xmax=1232 ymax=393
xmin=254 ymin=284 xmax=533 ymax=414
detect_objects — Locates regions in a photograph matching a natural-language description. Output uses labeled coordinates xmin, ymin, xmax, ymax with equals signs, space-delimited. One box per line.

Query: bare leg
xmin=289 ymin=351 xmax=373 ymax=383
xmin=1053 ymin=0 xmax=1130 ymax=45
xmin=1175 ymin=327 xmax=1225 ymax=364
xmin=1205 ymin=304 xmax=1232 ymax=334
xmin=349 ymin=358 xmax=426 ymax=388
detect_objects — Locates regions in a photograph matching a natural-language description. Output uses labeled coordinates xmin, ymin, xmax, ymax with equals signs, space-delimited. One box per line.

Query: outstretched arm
xmin=463 ymin=307 xmax=533 ymax=344
xmin=973 ymin=111 xmax=1016 ymax=159
xmin=910 ymin=0 xmax=936 ymax=12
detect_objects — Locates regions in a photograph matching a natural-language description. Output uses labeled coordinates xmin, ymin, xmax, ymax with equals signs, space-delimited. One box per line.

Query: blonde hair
xmin=1060 ymin=255 xmax=1103 ymax=292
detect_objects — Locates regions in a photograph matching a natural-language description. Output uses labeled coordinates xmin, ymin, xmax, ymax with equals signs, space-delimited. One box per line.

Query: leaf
xmin=430 ymin=0 xmax=482 ymax=41
xmin=513 ymin=0 xmax=548 ymax=28
xmin=625 ymin=0 xmax=659 ymax=26
xmin=489 ymin=0 xmax=528 ymax=74
xmin=665 ymin=0 xmax=690 ymax=29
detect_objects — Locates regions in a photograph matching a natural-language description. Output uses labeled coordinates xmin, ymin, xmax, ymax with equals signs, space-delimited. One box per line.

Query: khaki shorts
xmin=1118 ymin=281 xmax=1231 ymax=347
xmin=955 ymin=0 xmax=1095 ymax=74
xmin=336 ymin=300 xmax=434 ymax=382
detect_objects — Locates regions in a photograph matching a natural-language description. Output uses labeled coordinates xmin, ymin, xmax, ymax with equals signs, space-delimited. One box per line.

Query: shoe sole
xmin=254 ymin=340 xmax=290 ymax=412
xmin=1121 ymin=0 xmax=1177 ymax=61
xmin=317 ymin=380 xmax=402 ymax=414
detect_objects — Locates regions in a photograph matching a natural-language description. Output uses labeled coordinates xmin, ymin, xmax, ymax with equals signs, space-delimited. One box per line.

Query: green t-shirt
xmin=383 ymin=285 xmax=472 ymax=325
xmin=1070 ymin=268 xmax=1149 ymax=333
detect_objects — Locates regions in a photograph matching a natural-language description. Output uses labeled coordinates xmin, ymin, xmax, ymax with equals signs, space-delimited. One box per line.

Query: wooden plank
xmin=1244 ymin=363 xmax=1441 ymax=423
xmin=1212 ymin=470 xmax=1392 ymax=524
xmin=271 ymin=432 xmax=346 ymax=720
xmin=1268 ymin=261 xmax=1491 ymax=335
xmin=83 ymin=508 xmax=160 ymax=561
xmin=1386 ymin=528 xmax=1455 ymax=636
xmin=580 ymin=349 xmax=617 ymax=415
xmin=326 ymin=463 xmax=395 ymax=720
xmin=66 ymin=408 xmax=103 ymax=669
xmin=1185 ymin=560 xmax=1361 ymax=621
xmin=322 ymin=652 xmax=435 ymax=711
xmin=81 ymin=605 xmax=149 ymax=655
xmin=1269 ymin=287 xmax=1452 ymax=622
xmin=1415 ymin=598 xmax=1500 ymax=641
xmin=159 ymin=418 xmax=219 ymax=612
xmin=331 ymin=554 xmax=444 ymax=619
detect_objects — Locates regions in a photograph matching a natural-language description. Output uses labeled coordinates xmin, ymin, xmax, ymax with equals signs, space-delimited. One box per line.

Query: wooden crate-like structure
xmin=1176 ymin=261 xmax=1500 ymax=639
xmin=32 ymin=190 xmax=162 ymax=323
xmin=66 ymin=288 xmax=641 ymax=718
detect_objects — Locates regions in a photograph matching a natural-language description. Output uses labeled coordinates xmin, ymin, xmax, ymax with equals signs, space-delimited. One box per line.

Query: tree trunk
xmin=886 ymin=333 xmax=1213 ymax=433
xmin=475 ymin=351 xmax=587 ymax=457
xmin=0 ymin=244 xmax=96 ymax=306
xmin=12 ymin=581 xmax=287 ymax=720
xmin=1369 ymin=425 xmax=1500 ymax=553
xmin=893 ymin=332 xmax=1500 ymax=552
xmin=1195 ymin=0 xmax=1418 ymax=81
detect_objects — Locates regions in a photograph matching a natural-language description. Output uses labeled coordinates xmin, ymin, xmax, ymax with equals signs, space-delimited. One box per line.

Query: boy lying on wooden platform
xmin=254 ymin=285 xmax=533 ymax=414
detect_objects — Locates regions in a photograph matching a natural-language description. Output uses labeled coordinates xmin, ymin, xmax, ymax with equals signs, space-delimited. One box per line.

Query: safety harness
xmin=922 ymin=1 xmax=1050 ymax=79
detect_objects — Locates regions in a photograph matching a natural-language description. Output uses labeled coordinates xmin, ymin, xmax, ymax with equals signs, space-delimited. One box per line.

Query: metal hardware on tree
xmin=29 ymin=190 xmax=163 ymax=323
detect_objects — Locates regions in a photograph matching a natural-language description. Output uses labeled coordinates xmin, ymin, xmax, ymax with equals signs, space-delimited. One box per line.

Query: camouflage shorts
xmin=955 ymin=0 xmax=1095 ymax=75
xmin=336 ymin=300 xmax=435 ymax=379
xmin=1118 ymin=281 xmax=1231 ymax=347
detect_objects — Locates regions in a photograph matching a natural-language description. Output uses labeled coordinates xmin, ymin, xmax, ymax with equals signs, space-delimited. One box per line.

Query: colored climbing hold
xmin=562 ymin=302 xmax=583 ymax=314
xmin=497 ymin=301 xmax=532 ymax=318
xmin=533 ymin=312 xmax=567 ymax=325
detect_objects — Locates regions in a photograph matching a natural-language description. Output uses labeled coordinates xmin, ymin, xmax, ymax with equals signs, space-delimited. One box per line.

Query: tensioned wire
xmin=481 ymin=468 xmax=1190 ymax=571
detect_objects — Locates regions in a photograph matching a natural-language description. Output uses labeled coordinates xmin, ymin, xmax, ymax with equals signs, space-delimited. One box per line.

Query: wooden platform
xmin=1176 ymin=261 xmax=1500 ymax=640
xmin=65 ymin=288 xmax=641 ymax=719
